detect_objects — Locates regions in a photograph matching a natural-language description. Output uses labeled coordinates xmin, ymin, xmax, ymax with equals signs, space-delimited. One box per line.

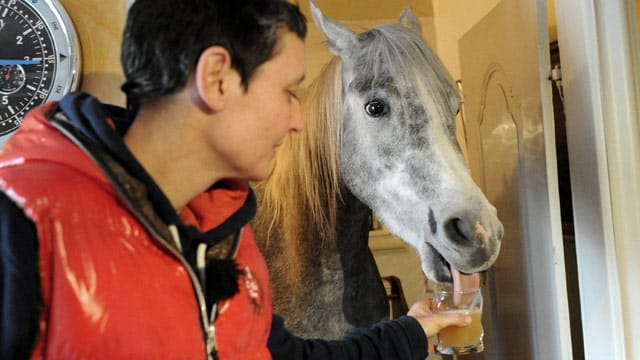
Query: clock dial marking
xmin=0 ymin=0 xmax=81 ymax=137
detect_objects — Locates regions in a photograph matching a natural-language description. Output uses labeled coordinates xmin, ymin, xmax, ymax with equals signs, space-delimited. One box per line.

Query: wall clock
xmin=0 ymin=0 xmax=81 ymax=145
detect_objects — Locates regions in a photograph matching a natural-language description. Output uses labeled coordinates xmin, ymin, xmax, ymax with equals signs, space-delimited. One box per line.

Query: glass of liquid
xmin=433 ymin=287 xmax=484 ymax=355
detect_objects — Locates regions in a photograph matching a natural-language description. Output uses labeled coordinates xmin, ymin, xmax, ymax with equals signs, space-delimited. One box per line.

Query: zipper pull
xmin=196 ymin=242 xmax=207 ymax=287
xmin=168 ymin=224 xmax=183 ymax=252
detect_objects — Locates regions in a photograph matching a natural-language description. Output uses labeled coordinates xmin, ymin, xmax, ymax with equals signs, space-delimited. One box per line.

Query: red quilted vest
xmin=0 ymin=102 xmax=272 ymax=359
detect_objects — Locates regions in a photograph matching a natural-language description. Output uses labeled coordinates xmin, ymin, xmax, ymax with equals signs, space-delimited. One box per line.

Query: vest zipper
xmin=196 ymin=241 xmax=218 ymax=358
xmin=208 ymin=305 xmax=219 ymax=360
xmin=170 ymin=225 xmax=217 ymax=359
xmin=197 ymin=229 xmax=243 ymax=359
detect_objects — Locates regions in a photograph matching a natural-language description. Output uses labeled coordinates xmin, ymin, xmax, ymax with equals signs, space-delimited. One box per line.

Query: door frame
xmin=554 ymin=0 xmax=640 ymax=358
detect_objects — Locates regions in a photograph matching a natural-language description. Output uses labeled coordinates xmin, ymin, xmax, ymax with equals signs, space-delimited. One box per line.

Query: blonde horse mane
xmin=255 ymin=56 xmax=344 ymax=249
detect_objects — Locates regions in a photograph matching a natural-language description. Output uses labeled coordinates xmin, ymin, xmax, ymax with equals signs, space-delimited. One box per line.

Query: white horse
xmin=254 ymin=2 xmax=503 ymax=339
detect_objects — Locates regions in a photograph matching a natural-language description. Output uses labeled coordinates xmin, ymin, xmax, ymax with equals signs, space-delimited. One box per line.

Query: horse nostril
xmin=444 ymin=217 xmax=474 ymax=246
xmin=428 ymin=208 xmax=437 ymax=235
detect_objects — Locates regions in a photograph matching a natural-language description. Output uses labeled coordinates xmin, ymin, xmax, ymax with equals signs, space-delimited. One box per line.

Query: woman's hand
xmin=407 ymin=299 xmax=472 ymax=338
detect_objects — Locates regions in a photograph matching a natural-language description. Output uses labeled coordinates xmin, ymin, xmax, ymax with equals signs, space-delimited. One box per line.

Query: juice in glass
xmin=437 ymin=310 xmax=484 ymax=353
xmin=433 ymin=287 xmax=484 ymax=355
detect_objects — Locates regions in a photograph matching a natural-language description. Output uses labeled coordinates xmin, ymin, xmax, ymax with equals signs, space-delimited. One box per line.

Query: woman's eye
xmin=364 ymin=99 xmax=388 ymax=118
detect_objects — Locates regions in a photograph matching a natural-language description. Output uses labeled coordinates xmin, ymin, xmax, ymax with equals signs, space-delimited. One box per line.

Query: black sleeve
xmin=0 ymin=192 xmax=43 ymax=359
xmin=267 ymin=314 xmax=429 ymax=360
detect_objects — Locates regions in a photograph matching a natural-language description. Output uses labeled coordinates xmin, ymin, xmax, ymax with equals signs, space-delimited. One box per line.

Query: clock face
xmin=0 ymin=0 xmax=81 ymax=138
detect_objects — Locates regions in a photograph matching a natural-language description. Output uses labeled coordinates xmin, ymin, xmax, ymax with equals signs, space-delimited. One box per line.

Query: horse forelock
xmin=256 ymin=57 xmax=345 ymax=253
xmin=355 ymin=24 xmax=461 ymax=116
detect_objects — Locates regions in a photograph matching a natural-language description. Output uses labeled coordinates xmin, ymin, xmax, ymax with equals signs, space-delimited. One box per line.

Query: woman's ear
xmin=191 ymin=46 xmax=233 ymax=113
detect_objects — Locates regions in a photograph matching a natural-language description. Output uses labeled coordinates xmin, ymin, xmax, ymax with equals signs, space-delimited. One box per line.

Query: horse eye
xmin=364 ymin=99 xmax=388 ymax=118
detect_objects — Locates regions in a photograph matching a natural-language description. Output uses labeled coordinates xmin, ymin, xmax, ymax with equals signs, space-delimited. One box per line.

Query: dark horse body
xmin=254 ymin=2 xmax=503 ymax=339
xmin=257 ymin=188 xmax=386 ymax=336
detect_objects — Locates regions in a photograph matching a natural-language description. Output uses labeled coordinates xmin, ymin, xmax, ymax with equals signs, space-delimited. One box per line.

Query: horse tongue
xmin=451 ymin=267 xmax=480 ymax=292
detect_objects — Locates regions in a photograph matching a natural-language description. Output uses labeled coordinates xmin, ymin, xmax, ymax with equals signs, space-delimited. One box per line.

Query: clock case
xmin=0 ymin=0 xmax=82 ymax=147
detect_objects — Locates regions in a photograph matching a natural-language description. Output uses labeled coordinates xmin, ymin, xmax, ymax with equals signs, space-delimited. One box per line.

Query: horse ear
xmin=310 ymin=0 xmax=358 ymax=58
xmin=398 ymin=7 xmax=422 ymax=35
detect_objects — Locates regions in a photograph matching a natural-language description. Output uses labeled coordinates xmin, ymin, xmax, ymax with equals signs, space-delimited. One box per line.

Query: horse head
xmin=310 ymin=2 xmax=503 ymax=286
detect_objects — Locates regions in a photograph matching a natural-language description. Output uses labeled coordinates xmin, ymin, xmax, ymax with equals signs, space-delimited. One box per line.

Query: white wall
xmin=431 ymin=0 xmax=501 ymax=81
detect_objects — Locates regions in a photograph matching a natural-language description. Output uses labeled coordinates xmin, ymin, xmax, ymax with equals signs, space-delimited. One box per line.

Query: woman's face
xmin=209 ymin=32 xmax=306 ymax=182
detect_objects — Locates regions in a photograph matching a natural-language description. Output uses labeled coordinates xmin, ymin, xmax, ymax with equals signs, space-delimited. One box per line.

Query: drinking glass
xmin=433 ymin=287 xmax=484 ymax=355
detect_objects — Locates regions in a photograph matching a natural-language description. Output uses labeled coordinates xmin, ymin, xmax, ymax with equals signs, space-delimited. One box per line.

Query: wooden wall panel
xmin=60 ymin=0 xmax=127 ymax=106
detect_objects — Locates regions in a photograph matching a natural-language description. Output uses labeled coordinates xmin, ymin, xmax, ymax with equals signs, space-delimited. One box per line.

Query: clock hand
xmin=0 ymin=60 xmax=42 ymax=66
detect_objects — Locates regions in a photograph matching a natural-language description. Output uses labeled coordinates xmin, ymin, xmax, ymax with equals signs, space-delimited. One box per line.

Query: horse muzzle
xmin=422 ymin=211 xmax=503 ymax=283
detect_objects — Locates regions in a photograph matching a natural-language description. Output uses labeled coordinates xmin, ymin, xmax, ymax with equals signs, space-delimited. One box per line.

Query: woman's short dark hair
xmin=121 ymin=0 xmax=306 ymax=112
